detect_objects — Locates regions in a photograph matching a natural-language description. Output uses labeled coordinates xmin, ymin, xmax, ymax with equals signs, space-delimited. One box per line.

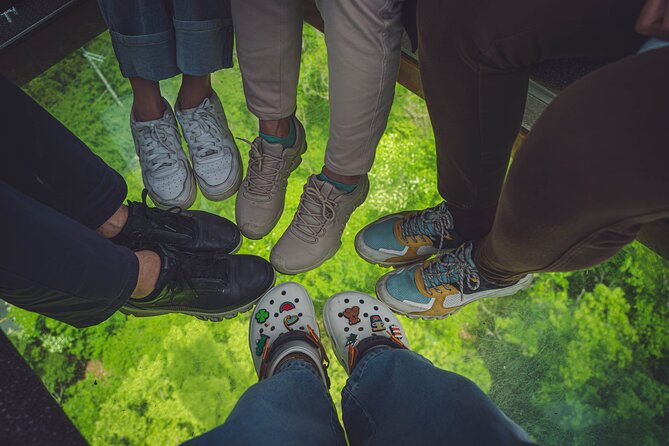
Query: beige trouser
xmin=231 ymin=0 xmax=406 ymax=176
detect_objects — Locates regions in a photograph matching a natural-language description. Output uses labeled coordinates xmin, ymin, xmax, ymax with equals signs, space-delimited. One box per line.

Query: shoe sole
xmin=376 ymin=273 xmax=534 ymax=321
xmin=237 ymin=138 xmax=308 ymax=240
xmin=121 ymin=269 xmax=276 ymax=322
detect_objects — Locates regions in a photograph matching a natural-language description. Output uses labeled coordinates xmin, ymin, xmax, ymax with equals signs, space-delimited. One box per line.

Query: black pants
xmin=417 ymin=0 xmax=669 ymax=284
xmin=0 ymin=76 xmax=137 ymax=328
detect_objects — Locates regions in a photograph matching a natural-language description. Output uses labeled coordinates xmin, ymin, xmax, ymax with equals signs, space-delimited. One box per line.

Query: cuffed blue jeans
xmin=185 ymin=347 xmax=536 ymax=446
xmin=97 ymin=0 xmax=234 ymax=81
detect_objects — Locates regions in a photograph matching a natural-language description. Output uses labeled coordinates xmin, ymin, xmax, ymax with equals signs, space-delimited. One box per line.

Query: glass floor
xmin=3 ymin=27 xmax=669 ymax=445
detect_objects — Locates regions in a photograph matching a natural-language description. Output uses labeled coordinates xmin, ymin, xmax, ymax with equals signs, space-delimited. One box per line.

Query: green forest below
xmin=3 ymin=27 xmax=669 ymax=445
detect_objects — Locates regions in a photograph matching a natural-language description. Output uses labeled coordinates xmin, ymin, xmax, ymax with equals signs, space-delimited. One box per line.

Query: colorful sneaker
xmin=249 ymin=282 xmax=330 ymax=386
xmin=375 ymin=242 xmax=533 ymax=320
xmin=111 ymin=190 xmax=242 ymax=254
xmin=235 ymin=116 xmax=307 ymax=239
xmin=270 ymin=174 xmax=369 ymax=274
xmin=131 ymin=98 xmax=196 ymax=209
xmin=355 ymin=202 xmax=462 ymax=267
xmin=323 ymin=291 xmax=409 ymax=374
xmin=122 ymin=248 xmax=275 ymax=321
xmin=175 ymin=91 xmax=242 ymax=201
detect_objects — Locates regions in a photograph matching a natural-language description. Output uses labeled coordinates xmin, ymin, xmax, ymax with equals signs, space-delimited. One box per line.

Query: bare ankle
xmin=132 ymin=250 xmax=161 ymax=299
xmin=178 ymin=74 xmax=213 ymax=109
xmin=132 ymin=99 xmax=165 ymax=122
xmin=260 ymin=117 xmax=291 ymax=137
xmin=97 ymin=205 xmax=128 ymax=238
xmin=321 ymin=166 xmax=360 ymax=185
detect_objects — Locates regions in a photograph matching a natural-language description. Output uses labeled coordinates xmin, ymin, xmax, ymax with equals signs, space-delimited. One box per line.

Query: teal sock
xmin=317 ymin=172 xmax=358 ymax=193
xmin=260 ymin=118 xmax=296 ymax=149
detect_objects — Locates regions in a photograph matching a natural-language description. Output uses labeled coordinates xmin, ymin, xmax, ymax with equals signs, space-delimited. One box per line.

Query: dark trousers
xmin=417 ymin=0 xmax=669 ymax=283
xmin=0 ymin=76 xmax=137 ymax=327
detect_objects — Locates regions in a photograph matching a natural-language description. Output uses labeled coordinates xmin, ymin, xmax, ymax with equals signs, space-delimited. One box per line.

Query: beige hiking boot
xmin=270 ymin=174 xmax=369 ymax=274
xmin=235 ymin=116 xmax=307 ymax=239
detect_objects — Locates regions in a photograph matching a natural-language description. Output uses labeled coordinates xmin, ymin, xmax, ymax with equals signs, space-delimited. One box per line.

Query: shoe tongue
xmin=312 ymin=175 xmax=347 ymax=200
xmin=258 ymin=138 xmax=285 ymax=158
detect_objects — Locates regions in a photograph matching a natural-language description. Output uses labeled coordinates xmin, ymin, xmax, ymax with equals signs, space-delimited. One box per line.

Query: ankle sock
xmin=317 ymin=172 xmax=358 ymax=193
xmin=260 ymin=118 xmax=296 ymax=149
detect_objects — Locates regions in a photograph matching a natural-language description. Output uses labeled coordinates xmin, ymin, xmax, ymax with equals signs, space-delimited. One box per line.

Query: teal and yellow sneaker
xmin=375 ymin=242 xmax=533 ymax=320
xmin=355 ymin=202 xmax=463 ymax=267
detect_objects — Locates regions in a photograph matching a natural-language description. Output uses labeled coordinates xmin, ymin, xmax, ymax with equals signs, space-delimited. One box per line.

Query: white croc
xmin=323 ymin=292 xmax=410 ymax=375
xmin=249 ymin=282 xmax=330 ymax=386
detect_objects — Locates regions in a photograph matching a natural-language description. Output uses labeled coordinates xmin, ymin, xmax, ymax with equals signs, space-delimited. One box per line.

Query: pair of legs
xmin=0 ymin=75 xmax=149 ymax=327
xmin=232 ymin=0 xmax=405 ymax=180
xmin=356 ymin=0 xmax=669 ymax=318
xmin=186 ymin=283 xmax=534 ymax=446
xmin=98 ymin=0 xmax=242 ymax=208
xmin=0 ymin=76 xmax=270 ymax=327
xmin=98 ymin=0 xmax=233 ymax=120
xmin=232 ymin=0 xmax=406 ymax=274
xmin=417 ymin=0 xmax=669 ymax=282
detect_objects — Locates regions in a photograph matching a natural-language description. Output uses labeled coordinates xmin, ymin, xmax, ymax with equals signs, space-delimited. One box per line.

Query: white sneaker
xmin=249 ymin=282 xmax=330 ymax=386
xmin=131 ymin=98 xmax=196 ymax=209
xmin=270 ymin=174 xmax=369 ymax=274
xmin=323 ymin=291 xmax=410 ymax=374
xmin=175 ymin=91 xmax=242 ymax=201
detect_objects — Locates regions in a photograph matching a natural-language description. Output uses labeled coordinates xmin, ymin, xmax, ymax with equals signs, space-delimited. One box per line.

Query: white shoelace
xmin=181 ymin=103 xmax=228 ymax=164
xmin=421 ymin=244 xmax=480 ymax=296
xmin=136 ymin=122 xmax=180 ymax=178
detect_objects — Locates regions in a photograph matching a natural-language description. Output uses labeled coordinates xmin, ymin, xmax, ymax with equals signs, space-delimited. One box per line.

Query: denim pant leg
xmin=98 ymin=0 xmax=233 ymax=80
xmin=342 ymin=348 xmax=536 ymax=446
xmin=172 ymin=0 xmax=234 ymax=76
xmin=0 ymin=76 xmax=126 ymax=230
xmin=184 ymin=361 xmax=346 ymax=446
xmin=97 ymin=0 xmax=179 ymax=80
xmin=0 ymin=182 xmax=138 ymax=328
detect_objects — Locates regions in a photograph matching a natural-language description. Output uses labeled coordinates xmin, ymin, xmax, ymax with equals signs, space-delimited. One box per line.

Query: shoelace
xmin=182 ymin=104 xmax=228 ymax=163
xmin=421 ymin=244 xmax=480 ymax=297
xmin=292 ymin=183 xmax=338 ymax=243
xmin=135 ymin=190 xmax=196 ymax=243
xmin=162 ymin=251 xmax=229 ymax=301
xmin=136 ymin=122 xmax=181 ymax=177
xmin=239 ymin=138 xmax=284 ymax=196
xmin=401 ymin=202 xmax=454 ymax=250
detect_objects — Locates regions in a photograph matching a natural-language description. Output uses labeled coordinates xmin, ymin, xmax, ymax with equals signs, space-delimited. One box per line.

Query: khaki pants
xmin=231 ymin=0 xmax=405 ymax=176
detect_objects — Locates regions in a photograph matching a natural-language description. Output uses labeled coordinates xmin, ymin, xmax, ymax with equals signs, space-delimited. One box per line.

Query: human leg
xmin=323 ymin=293 xmax=534 ymax=445
xmin=474 ymin=46 xmax=669 ymax=284
xmin=417 ymin=0 xmax=644 ymax=236
xmin=186 ymin=282 xmax=346 ymax=446
xmin=232 ymin=0 xmax=307 ymax=238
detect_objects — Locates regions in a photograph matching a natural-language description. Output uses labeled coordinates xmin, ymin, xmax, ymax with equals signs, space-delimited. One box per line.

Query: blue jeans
xmin=185 ymin=348 xmax=535 ymax=446
xmin=97 ymin=0 xmax=233 ymax=80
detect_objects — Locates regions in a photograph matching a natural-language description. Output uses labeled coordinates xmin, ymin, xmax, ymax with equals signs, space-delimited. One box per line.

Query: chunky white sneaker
xmin=249 ymin=282 xmax=330 ymax=386
xmin=175 ymin=91 xmax=242 ymax=201
xmin=235 ymin=116 xmax=307 ymax=239
xmin=270 ymin=174 xmax=369 ymax=274
xmin=131 ymin=98 xmax=196 ymax=209
xmin=323 ymin=291 xmax=409 ymax=375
